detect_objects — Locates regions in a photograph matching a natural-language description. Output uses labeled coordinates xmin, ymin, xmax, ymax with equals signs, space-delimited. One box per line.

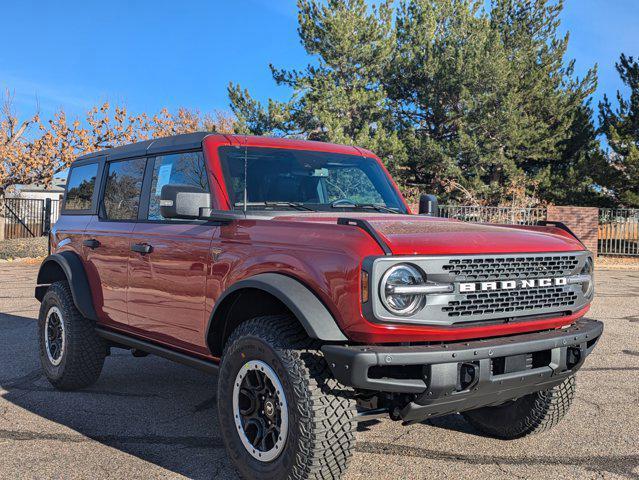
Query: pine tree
xmin=279 ymin=0 xmax=394 ymax=148
xmin=229 ymin=0 xmax=406 ymax=174
xmin=389 ymin=0 xmax=599 ymax=204
xmin=229 ymin=0 xmax=603 ymax=206
xmin=599 ymin=54 xmax=639 ymax=207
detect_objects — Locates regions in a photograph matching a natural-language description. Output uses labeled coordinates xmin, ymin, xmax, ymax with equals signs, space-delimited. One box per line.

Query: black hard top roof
xmin=74 ymin=132 xmax=213 ymax=163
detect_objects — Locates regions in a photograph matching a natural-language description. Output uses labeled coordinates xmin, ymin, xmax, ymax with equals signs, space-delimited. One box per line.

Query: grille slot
xmin=442 ymin=286 xmax=577 ymax=317
xmin=442 ymin=255 xmax=579 ymax=281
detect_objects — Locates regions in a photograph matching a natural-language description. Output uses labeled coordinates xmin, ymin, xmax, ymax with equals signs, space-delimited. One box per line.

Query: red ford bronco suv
xmin=35 ymin=132 xmax=602 ymax=479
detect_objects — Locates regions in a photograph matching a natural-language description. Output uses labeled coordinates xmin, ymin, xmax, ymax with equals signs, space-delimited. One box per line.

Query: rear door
xmin=84 ymin=157 xmax=147 ymax=328
xmin=127 ymin=151 xmax=215 ymax=352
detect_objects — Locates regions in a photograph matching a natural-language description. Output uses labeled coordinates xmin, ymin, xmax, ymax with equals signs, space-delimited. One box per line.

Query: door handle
xmin=131 ymin=243 xmax=153 ymax=255
xmin=83 ymin=239 xmax=101 ymax=249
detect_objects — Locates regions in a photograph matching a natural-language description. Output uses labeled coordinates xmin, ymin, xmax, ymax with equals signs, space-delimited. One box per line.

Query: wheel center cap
xmin=264 ymin=400 xmax=275 ymax=417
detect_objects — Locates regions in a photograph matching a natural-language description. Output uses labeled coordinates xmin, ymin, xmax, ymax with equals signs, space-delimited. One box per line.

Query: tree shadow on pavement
xmin=0 ymin=312 xmax=238 ymax=480
xmin=2 ymin=312 xmax=639 ymax=479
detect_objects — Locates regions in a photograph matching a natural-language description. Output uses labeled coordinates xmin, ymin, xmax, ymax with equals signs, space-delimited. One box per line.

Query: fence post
xmin=43 ymin=198 xmax=52 ymax=236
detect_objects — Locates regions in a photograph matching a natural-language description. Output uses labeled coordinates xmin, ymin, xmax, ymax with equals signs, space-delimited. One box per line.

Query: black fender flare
xmin=208 ymin=273 xmax=348 ymax=348
xmin=35 ymin=251 xmax=97 ymax=321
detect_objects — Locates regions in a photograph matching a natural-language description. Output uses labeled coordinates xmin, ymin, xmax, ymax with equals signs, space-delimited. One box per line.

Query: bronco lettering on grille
xmin=459 ymin=277 xmax=567 ymax=292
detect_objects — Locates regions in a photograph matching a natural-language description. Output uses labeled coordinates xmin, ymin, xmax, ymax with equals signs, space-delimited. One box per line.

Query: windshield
xmin=218 ymin=146 xmax=406 ymax=213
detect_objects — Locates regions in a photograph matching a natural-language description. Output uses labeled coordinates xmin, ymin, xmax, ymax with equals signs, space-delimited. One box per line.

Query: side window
xmin=64 ymin=163 xmax=99 ymax=210
xmin=148 ymin=151 xmax=210 ymax=220
xmin=102 ymin=158 xmax=146 ymax=221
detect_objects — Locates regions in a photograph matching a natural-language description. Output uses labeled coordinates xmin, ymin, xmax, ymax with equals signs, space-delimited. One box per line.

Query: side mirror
xmin=418 ymin=194 xmax=438 ymax=216
xmin=160 ymin=184 xmax=211 ymax=219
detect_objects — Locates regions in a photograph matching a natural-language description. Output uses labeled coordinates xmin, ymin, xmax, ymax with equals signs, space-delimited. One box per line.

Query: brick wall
xmin=546 ymin=205 xmax=599 ymax=255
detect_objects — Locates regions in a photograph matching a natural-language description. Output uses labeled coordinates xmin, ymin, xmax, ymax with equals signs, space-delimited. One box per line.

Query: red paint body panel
xmin=127 ymin=222 xmax=216 ymax=355
xmin=266 ymin=213 xmax=584 ymax=255
xmin=204 ymin=219 xmax=383 ymax=345
xmin=203 ymin=135 xmax=232 ymax=209
xmin=50 ymin=215 xmax=91 ymax=256
xmin=51 ymin=134 xmax=591 ymax=360
xmin=82 ymin=218 xmax=133 ymax=328
xmin=347 ymin=305 xmax=591 ymax=344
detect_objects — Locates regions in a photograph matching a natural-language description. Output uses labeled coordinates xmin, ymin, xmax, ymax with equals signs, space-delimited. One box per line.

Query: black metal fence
xmin=0 ymin=197 xmax=61 ymax=239
xmin=598 ymin=208 xmax=639 ymax=256
xmin=438 ymin=205 xmax=547 ymax=225
xmin=1 ymin=198 xmax=637 ymax=257
xmin=438 ymin=204 xmax=639 ymax=257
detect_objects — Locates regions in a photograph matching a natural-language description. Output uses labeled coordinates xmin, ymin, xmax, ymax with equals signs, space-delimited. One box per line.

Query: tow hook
xmin=458 ymin=362 xmax=479 ymax=391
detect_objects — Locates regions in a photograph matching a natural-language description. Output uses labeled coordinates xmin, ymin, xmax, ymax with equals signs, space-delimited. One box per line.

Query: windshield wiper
xmin=330 ymin=200 xmax=400 ymax=214
xmin=234 ymin=201 xmax=315 ymax=212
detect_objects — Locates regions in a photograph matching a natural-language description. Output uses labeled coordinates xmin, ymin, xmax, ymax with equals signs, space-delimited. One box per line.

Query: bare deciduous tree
xmin=0 ymin=93 xmax=237 ymax=194
xmin=0 ymin=90 xmax=40 ymax=194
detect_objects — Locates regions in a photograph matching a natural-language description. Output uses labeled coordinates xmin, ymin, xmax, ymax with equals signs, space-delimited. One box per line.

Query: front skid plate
xmin=322 ymin=318 xmax=603 ymax=421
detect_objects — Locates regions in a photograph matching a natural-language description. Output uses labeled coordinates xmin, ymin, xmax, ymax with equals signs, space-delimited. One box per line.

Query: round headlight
xmin=380 ymin=264 xmax=426 ymax=316
xmin=581 ymin=257 xmax=594 ymax=298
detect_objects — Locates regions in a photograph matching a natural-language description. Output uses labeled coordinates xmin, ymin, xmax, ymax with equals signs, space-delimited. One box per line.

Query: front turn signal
xmin=361 ymin=270 xmax=369 ymax=303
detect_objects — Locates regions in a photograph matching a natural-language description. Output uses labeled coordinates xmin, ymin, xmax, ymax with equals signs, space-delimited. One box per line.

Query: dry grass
xmin=0 ymin=237 xmax=48 ymax=261
xmin=596 ymin=255 xmax=639 ymax=270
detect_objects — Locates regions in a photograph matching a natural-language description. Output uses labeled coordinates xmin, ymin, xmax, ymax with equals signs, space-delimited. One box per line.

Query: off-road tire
xmin=217 ymin=315 xmax=357 ymax=480
xmin=462 ymin=375 xmax=576 ymax=439
xmin=38 ymin=281 xmax=106 ymax=390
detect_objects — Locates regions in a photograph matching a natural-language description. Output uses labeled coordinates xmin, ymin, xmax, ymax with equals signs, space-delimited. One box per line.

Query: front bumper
xmin=322 ymin=318 xmax=602 ymax=422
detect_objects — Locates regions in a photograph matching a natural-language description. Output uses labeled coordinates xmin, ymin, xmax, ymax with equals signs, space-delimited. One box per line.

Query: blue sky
xmin=2 ymin=0 xmax=638 ymax=123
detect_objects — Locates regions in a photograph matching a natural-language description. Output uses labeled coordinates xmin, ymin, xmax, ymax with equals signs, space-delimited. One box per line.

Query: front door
xmin=83 ymin=157 xmax=147 ymax=328
xmin=127 ymin=151 xmax=215 ymax=353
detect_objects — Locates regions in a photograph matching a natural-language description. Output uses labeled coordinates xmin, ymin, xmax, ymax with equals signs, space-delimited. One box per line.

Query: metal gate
xmin=598 ymin=208 xmax=639 ymax=256
xmin=0 ymin=198 xmax=61 ymax=239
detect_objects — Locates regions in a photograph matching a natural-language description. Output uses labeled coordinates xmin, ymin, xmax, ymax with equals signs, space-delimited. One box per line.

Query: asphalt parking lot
xmin=0 ymin=262 xmax=638 ymax=479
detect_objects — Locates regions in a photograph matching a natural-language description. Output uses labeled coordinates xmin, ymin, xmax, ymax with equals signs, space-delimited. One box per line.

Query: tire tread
xmin=463 ymin=375 xmax=576 ymax=439
xmin=221 ymin=315 xmax=357 ymax=480
xmin=39 ymin=281 xmax=105 ymax=390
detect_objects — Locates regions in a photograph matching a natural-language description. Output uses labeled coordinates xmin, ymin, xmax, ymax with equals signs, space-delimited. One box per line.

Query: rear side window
xmin=64 ymin=163 xmax=99 ymax=210
xmin=102 ymin=158 xmax=146 ymax=220
xmin=148 ymin=152 xmax=209 ymax=220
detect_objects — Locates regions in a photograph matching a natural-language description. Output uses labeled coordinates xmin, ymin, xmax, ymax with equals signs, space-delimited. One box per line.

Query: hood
xmin=270 ymin=212 xmax=585 ymax=255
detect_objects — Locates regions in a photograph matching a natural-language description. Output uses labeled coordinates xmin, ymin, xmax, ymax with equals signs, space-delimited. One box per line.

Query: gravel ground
xmin=0 ymin=262 xmax=637 ymax=479
xmin=0 ymin=237 xmax=48 ymax=260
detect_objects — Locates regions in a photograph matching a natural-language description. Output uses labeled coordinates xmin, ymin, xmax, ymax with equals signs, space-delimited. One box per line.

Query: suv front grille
xmin=370 ymin=251 xmax=590 ymax=326
xmin=442 ymin=286 xmax=578 ymax=317
xmin=442 ymin=255 xmax=579 ymax=281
